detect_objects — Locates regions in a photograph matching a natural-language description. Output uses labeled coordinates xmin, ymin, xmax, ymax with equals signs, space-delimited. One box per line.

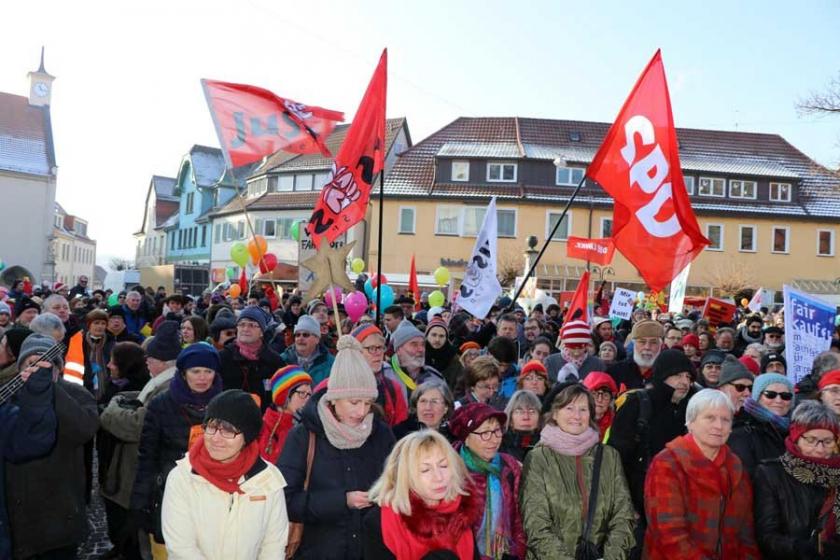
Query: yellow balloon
xmin=741 ymin=298 xmax=749 ymax=307
xmin=433 ymin=266 xmax=450 ymax=287
xmin=351 ymin=258 xmax=365 ymax=274
xmin=428 ymin=290 xmax=446 ymax=307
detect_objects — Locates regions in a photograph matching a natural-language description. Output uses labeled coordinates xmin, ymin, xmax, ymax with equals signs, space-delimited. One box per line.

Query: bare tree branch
xmin=797 ymin=72 xmax=840 ymax=116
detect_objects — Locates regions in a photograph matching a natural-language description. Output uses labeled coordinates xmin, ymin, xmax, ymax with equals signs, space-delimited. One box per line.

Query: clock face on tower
xmin=34 ymin=82 xmax=49 ymax=97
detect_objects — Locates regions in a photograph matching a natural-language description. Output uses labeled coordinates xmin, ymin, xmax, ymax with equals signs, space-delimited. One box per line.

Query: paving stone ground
xmin=78 ymin=451 xmax=114 ymax=559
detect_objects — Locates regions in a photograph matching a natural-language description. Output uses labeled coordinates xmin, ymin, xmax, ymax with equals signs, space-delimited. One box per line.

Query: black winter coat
xmin=278 ymin=390 xmax=395 ymax=560
xmin=607 ymin=357 xmax=650 ymax=391
xmin=218 ymin=341 xmax=285 ymax=411
xmin=130 ymin=387 xmax=206 ymax=539
xmin=754 ymin=458 xmax=840 ymax=559
xmin=6 ymin=381 xmax=99 ymax=558
xmin=727 ymin=408 xmax=787 ymax=478
xmin=607 ymin=382 xmax=695 ymax=514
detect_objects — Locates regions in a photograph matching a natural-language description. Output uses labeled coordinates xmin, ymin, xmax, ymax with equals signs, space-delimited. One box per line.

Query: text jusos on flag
xmin=306 ymin=49 xmax=388 ymax=249
xmin=201 ymin=79 xmax=344 ymax=168
xmin=587 ymin=49 xmax=708 ymax=292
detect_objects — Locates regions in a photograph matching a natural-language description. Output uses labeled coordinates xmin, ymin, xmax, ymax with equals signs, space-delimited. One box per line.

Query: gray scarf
xmin=317 ymin=397 xmax=373 ymax=450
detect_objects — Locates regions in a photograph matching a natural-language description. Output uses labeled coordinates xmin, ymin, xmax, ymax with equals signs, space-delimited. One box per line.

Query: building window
xmin=263 ymin=218 xmax=276 ymax=238
xmin=460 ymin=207 xmax=516 ymax=237
xmin=54 ymin=215 xmax=62 ymax=228
xmin=214 ymin=224 xmax=221 ymax=244
xmin=487 ymin=162 xmax=517 ymax=183
xmin=770 ymin=182 xmax=792 ymax=202
xmin=452 ymin=161 xmax=470 ymax=182
xmin=818 ymin=230 xmax=835 ymax=256
xmin=772 ymin=226 xmax=790 ymax=254
xmin=496 ymin=209 xmax=516 ymax=237
xmin=698 ymin=177 xmax=725 ymax=197
xmin=185 ymin=192 xmax=195 ymax=214
xmin=399 ymin=207 xmax=415 ymax=234
xmin=706 ymin=224 xmax=724 ymax=251
xmin=546 ymin=211 xmax=572 ymax=241
xmin=556 ymin=167 xmax=585 ymax=186
xmin=435 ymin=206 xmax=460 ymax=235
xmin=739 ymin=225 xmax=756 ymax=252
xmin=237 ymin=221 xmax=245 ymax=240
xmin=201 ymin=226 xmax=207 ymax=247
xmin=294 ymin=174 xmax=313 ymax=191
xmin=170 ymin=232 xmax=175 ymax=250
xmin=600 ymin=217 xmax=613 ymax=238
xmin=683 ymin=176 xmax=695 ymax=195
xmin=314 ymin=171 xmax=331 ymax=190
xmin=276 ymin=217 xmax=307 ymax=240
xmin=277 ymin=175 xmax=294 ymax=192
xmin=729 ymin=179 xmax=757 ymax=199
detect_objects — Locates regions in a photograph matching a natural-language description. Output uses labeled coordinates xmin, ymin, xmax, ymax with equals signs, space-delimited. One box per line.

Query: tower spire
xmin=38 ymin=46 xmax=46 ymax=73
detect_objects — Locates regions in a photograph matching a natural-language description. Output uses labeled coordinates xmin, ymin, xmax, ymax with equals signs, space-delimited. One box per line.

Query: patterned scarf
xmin=780 ymin=439 xmax=840 ymax=535
xmin=391 ymin=354 xmax=417 ymax=391
xmin=743 ymin=397 xmax=790 ymax=432
xmin=460 ymin=446 xmax=506 ymax=559
xmin=316 ymin=396 xmax=373 ymax=449
xmin=236 ymin=339 xmax=262 ymax=361
xmin=561 ymin=345 xmax=586 ymax=370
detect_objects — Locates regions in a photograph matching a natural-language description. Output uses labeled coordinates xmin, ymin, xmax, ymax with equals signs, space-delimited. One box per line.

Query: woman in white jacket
xmin=162 ymin=389 xmax=288 ymax=559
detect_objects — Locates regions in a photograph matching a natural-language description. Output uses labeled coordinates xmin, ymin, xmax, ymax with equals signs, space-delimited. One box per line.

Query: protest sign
xmin=702 ymin=297 xmax=737 ymax=328
xmin=668 ymin=263 xmax=691 ymax=314
xmin=783 ymin=286 xmax=837 ymax=384
xmin=609 ymin=287 xmax=636 ymax=320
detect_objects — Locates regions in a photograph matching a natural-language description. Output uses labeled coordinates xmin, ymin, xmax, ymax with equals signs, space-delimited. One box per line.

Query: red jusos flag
xmin=587 ymin=50 xmax=708 ymax=291
xmin=306 ymin=49 xmax=387 ymax=248
xmin=566 ymin=271 xmax=590 ymax=324
xmin=201 ymin=79 xmax=344 ymax=168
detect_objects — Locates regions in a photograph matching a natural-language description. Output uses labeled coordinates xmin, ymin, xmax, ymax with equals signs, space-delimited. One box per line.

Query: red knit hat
xmin=560 ymin=320 xmax=591 ymax=346
xmin=519 ymin=360 xmax=547 ymax=381
xmin=818 ymin=369 xmax=840 ymax=390
xmin=738 ymin=355 xmax=760 ymax=376
xmin=459 ymin=341 xmax=480 ymax=353
xmin=351 ymin=323 xmax=382 ymax=343
xmin=581 ymin=371 xmax=618 ymax=395
xmin=448 ymin=402 xmax=507 ymax=442
xmin=681 ymin=334 xmax=700 ymax=349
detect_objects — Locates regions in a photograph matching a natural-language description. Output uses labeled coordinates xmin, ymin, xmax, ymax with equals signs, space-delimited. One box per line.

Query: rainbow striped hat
xmin=270 ymin=365 xmax=313 ymax=407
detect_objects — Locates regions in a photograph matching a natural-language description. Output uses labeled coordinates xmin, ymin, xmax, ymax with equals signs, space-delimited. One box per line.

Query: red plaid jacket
xmin=643 ymin=435 xmax=760 ymax=559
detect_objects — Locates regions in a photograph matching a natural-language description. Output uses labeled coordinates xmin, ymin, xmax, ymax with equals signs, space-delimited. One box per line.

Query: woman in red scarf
xmin=581 ymin=372 xmax=617 ymax=441
xmin=364 ymin=430 xmax=481 ymax=559
xmin=161 ymin=390 xmax=289 ymax=559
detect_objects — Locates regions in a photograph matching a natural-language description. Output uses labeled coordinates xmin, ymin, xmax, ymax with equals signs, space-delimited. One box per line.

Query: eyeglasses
xmin=731 ymin=383 xmax=753 ymax=393
xmin=204 ymin=420 xmax=241 ymax=439
xmin=475 ymin=383 xmax=500 ymax=393
xmin=362 ymin=344 xmax=385 ymax=354
xmin=291 ymin=389 xmax=312 ymax=399
xmin=592 ymin=389 xmax=614 ymax=401
xmin=822 ymin=387 xmax=840 ymax=396
xmin=238 ymin=321 xmax=260 ymax=329
xmin=417 ymin=398 xmax=444 ymax=407
xmin=294 ymin=332 xmax=313 ymax=338
xmin=703 ymin=364 xmax=722 ymax=370
xmin=472 ymin=427 xmax=503 ymax=441
xmin=522 ymin=374 xmax=544 ymax=383
xmin=762 ymin=390 xmax=793 ymax=401
xmin=512 ymin=407 xmax=538 ymax=416
xmin=800 ymin=435 xmax=836 ymax=448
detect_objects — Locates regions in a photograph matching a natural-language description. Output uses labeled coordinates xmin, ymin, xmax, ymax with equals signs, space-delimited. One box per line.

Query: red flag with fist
xmin=306 ymin=49 xmax=387 ymax=249
xmin=201 ymin=79 xmax=344 ymax=168
xmin=587 ymin=50 xmax=708 ymax=291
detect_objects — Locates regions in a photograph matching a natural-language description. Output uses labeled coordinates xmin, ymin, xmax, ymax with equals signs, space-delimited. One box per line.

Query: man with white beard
xmin=607 ymin=320 xmax=664 ymax=391
xmin=383 ymin=322 xmax=443 ymax=397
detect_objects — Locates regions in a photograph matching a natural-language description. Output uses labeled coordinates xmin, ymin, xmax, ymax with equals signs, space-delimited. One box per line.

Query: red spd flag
xmin=408 ymin=254 xmax=421 ymax=311
xmin=587 ymin=50 xmax=708 ymax=291
xmin=306 ymin=49 xmax=387 ymax=248
xmin=566 ymin=271 xmax=590 ymax=324
xmin=201 ymin=79 xmax=344 ymax=168
xmin=566 ymin=237 xmax=615 ymax=265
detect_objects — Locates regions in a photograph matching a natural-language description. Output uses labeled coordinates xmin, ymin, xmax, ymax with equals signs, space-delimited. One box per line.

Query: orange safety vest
xmin=63 ymin=331 xmax=85 ymax=385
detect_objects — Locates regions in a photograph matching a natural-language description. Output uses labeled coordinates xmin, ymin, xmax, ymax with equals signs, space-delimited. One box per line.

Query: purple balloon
xmin=344 ymin=291 xmax=368 ymax=322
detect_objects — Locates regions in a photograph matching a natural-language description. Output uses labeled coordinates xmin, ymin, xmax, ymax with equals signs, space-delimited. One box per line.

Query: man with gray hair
xmin=384 ymin=321 xmax=443 ymax=396
xmin=29 ymin=312 xmax=66 ymax=343
xmin=122 ymin=291 xmax=147 ymax=339
xmin=280 ymin=315 xmax=334 ymax=385
xmin=608 ymin=319 xmax=664 ymax=391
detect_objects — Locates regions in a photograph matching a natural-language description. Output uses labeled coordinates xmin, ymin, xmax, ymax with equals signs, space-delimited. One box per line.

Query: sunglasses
xmin=294 ymin=332 xmax=313 ymax=339
xmin=762 ymin=390 xmax=793 ymax=401
xmin=731 ymin=383 xmax=753 ymax=393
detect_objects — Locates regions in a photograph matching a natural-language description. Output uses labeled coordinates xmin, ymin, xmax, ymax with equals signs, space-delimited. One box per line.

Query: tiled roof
xmin=152 ymin=175 xmax=177 ymax=200
xmin=383 ymin=116 xmax=840 ymax=219
xmin=251 ymin=117 xmax=408 ymax=176
xmin=154 ymin=200 xmax=179 ymax=229
xmin=0 ymin=92 xmax=55 ymax=176
xmin=211 ymin=191 xmax=320 ymax=218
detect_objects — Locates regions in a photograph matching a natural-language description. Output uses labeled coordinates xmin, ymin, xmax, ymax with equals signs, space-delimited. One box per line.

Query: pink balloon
xmin=324 ymin=286 xmax=343 ymax=307
xmin=344 ymin=291 xmax=368 ymax=322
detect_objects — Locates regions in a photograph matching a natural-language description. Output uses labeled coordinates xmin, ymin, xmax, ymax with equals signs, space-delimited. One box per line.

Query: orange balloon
xmin=229 ymin=284 xmax=242 ymax=298
xmin=248 ymin=235 xmax=268 ymax=264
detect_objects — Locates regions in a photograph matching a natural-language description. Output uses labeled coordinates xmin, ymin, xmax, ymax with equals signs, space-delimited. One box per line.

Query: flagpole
xmin=374 ymin=169 xmax=385 ymax=327
xmin=507 ymin=174 xmax=587 ymax=311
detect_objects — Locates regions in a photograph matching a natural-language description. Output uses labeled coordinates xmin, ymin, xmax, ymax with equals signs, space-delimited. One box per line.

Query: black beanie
xmin=652 ymin=349 xmax=695 ymax=384
xmin=204 ymin=390 xmax=262 ymax=444
xmin=146 ymin=321 xmax=181 ymax=361
xmin=3 ymin=326 xmax=33 ymax=360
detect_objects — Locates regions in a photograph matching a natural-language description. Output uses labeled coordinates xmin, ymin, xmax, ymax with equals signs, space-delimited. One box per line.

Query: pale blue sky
xmin=1 ymin=0 xmax=838 ymax=263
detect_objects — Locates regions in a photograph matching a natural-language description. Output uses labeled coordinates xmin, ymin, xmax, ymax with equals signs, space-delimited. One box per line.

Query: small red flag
xmin=566 ymin=271 xmax=590 ymax=324
xmin=587 ymin=50 xmax=708 ymax=291
xmin=239 ymin=269 xmax=248 ymax=295
xmin=408 ymin=254 xmax=420 ymax=311
xmin=566 ymin=237 xmax=615 ymax=266
xmin=201 ymin=79 xmax=344 ymax=168
xmin=306 ymin=49 xmax=387 ymax=248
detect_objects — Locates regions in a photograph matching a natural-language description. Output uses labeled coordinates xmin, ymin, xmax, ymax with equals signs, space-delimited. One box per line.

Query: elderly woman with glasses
xmin=644 ymin=389 xmax=760 ymax=559
xmin=455 ymin=355 xmax=504 ymax=410
xmin=516 ymin=360 xmax=550 ymax=400
xmin=257 ymin=365 xmax=312 ymax=463
xmin=449 ymin=402 xmax=526 ymax=560
xmin=352 ymin=324 xmax=409 ymax=427
xmin=500 ymin=390 xmax=542 ymax=462
xmin=727 ymin=372 xmax=794 ymax=477
xmin=754 ymin=401 xmax=840 ymax=558
xmin=581 ymin=372 xmax=619 ymax=440
xmin=393 ymin=379 xmax=454 ymax=440
xmin=817 ymin=369 xmax=840 ymax=416
xmin=162 ymin=390 xmax=288 ymax=559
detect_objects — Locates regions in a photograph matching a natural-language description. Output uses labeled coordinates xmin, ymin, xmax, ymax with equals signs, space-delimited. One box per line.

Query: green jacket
xmin=520 ymin=443 xmax=636 ymax=560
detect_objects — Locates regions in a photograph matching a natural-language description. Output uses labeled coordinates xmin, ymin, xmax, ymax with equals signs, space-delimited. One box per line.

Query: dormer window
xmin=770 ymin=182 xmax=792 ymax=202
xmin=729 ymin=179 xmax=757 ymax=199
xmin=452 ymin=161 xmax=470 ymax=182
xmin=487 ymin=162 xmax=517 ymax=183
xmin=556 ymin=167 xmax=585 ymax=186
xmin=569 ymin=131 xmax=582 ymax=142
xmin=698 ymin=177 xmax=725 ymax=197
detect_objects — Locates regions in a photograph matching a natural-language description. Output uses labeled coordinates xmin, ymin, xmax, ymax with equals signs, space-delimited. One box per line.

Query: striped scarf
xmin=460 ymin=446 xmax=506 ymax=559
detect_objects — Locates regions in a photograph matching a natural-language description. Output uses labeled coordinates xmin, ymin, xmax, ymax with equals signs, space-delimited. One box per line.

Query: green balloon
xmin=226 ymin=266 xmax=236 ymax=279
xmin=107 ymin=293 xmax=119 ymax=306
xmin=230 ymin=242 xmax=249 ymax=267
xmin=428 ymin=290 xmax=446 ymax=308
xmin=291 ymin=221 xmax=301 ymax=242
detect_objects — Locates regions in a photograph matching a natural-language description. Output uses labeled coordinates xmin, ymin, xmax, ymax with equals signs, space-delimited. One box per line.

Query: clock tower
xmin=27 ymin=47 xmax=55 ymax=107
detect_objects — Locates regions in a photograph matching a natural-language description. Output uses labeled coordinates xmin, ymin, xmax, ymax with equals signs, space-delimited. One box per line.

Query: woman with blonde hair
xmin=363 ymin=430 xmax=481 ymax=559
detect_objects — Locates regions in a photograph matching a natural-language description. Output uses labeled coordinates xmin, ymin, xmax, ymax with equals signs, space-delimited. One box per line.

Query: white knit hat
xmin=560 ymin=320 xmax=592 ymax=345
xmin=325 ymin=335 xmax=378 ymax=401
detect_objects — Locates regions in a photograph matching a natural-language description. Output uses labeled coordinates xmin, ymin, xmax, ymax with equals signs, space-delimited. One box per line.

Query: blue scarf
xmin=744 ymin=397 xmax=790 ymax=432
xmin=460 ymin=446 xmax=506 ymax=559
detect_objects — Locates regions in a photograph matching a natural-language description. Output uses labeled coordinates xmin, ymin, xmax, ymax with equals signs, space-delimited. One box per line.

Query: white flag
xmin=748 ymin=287 xmax=771 ymax=313
xmin=668 ymin=263 xmax=691 ymax=314
xmin=457 ymin=197 xmax=502 ymax=319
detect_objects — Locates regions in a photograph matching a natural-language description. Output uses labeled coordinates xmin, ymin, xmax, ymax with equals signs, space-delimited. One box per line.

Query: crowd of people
xmin=1 ymin=275 xmax=840 ymax=559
